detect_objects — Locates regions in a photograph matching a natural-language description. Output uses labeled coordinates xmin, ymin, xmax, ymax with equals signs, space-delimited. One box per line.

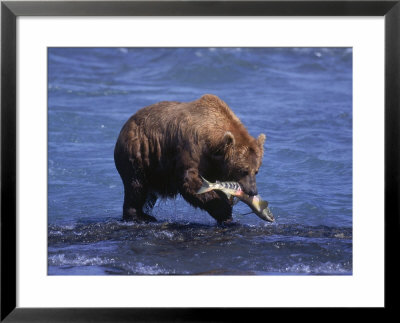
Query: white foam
xmin=48 ymin=254 xmax=115 ymax=267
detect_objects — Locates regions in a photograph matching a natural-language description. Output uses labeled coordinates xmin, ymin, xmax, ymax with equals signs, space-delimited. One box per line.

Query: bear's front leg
xmin=180 ymin=168 xmax=233 ymax=224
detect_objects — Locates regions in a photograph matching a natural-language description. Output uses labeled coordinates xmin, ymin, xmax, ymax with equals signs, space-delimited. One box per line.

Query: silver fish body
xmin=197 ymin=177 xmax=242 ymax=197
xmin=196 ymin=176 xmax=274 ymax=222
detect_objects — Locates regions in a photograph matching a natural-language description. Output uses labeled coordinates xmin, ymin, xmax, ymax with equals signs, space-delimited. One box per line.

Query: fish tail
xmin=197 ymin=176 xmax=213 ymax=194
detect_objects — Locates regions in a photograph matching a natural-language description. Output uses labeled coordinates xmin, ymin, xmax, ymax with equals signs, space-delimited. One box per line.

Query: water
xmin=48 ymin=48 xmax=352 ymax=275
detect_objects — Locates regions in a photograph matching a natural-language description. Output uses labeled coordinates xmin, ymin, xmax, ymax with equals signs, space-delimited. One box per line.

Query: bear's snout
xmin=239 ymin=175 xmax=258 ymax=196
xmin=248 ymin=188 xmax=258 ymax=196
xmin=246 ymin=187 xmax=258 ymax=196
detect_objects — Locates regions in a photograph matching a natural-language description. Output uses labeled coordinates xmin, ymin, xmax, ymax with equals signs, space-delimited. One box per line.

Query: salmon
xmin=197 ymin=176 xmax=274 ymax=222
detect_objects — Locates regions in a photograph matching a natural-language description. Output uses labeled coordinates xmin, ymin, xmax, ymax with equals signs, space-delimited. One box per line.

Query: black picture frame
xmin=1 ymin=0 xmax=399 ymax=321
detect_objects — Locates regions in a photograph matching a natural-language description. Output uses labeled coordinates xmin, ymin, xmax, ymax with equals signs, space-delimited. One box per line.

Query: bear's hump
xmin=195 ymin=94 xmax=241 ymax=123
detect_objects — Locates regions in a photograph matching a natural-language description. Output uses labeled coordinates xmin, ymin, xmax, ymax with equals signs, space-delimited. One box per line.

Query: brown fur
xmin=114 ymin=94 xmax=265 ymax=223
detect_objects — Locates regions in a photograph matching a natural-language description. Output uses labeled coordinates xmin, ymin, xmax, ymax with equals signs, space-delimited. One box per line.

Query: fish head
xmin=251 ymin=195 xmax=268 ymax=210
xmin=259 ymin=207 xmax=274 ymax=222
xmin=250 ymin=195 xmax=274 ymax=222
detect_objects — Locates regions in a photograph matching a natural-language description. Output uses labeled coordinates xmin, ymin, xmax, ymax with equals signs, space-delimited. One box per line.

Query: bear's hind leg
xmin=122 ymin=182 xmax=157 ymax=223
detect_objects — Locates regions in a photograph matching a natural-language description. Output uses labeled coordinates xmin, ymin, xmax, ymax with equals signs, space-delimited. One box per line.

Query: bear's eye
xmin=239 ymin=170 xmax=249 ymax=176
xmin=255 ymin=170 xmax=259 ymax=175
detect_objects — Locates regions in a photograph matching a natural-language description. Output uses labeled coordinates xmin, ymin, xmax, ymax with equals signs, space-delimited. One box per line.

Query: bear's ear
xmin=257 ymin=133 xmax=266 ymax=147
xmin=223 ymin=131 xmax=236 ymax=147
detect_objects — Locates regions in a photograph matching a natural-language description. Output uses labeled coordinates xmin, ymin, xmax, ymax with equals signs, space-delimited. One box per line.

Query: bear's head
xmin=217 ymin=131 xmax=266 ymax=196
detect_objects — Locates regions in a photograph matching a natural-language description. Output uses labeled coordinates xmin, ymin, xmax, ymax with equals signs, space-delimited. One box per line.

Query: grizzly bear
xmin=114 ymin=94 xmax=266 ymax=224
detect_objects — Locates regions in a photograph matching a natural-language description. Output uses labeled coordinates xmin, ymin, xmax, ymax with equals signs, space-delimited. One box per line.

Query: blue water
xmin=48 ymin=48 xmax=352 ymax=275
